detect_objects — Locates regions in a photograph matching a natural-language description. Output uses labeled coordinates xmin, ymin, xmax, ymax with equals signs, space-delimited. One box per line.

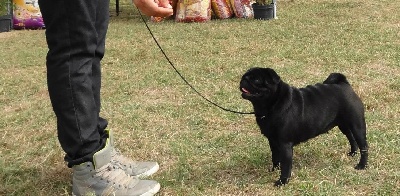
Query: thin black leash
xmin=136 ymin=9 xmax=254 ymax=115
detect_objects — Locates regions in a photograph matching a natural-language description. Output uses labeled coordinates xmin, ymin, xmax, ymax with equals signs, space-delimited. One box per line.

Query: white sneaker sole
xmin=139 ymin=182 xmax=161 ymax=196
xmin=72 ymin=183 xmax=160 ymax=196
xmin=136 ymin=163 xmax=160 ymax=178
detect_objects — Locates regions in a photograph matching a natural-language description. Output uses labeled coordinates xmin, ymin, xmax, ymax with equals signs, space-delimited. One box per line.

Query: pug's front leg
xmin=268 ymin=138 xmax=281 ymax=172
xmin=274 ymin=143 xmax=293 ymax=187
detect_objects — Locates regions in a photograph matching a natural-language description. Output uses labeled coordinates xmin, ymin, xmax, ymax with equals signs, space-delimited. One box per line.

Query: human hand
xmin=133 ymin=0 xmax=173 ymax=17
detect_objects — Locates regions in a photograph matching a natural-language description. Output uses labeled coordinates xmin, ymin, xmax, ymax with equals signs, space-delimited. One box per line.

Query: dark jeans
xmin=39 ymin=0 xmax=110 ymax=167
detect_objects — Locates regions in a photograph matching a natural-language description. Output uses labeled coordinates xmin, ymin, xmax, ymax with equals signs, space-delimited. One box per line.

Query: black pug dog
xmin=240 ymin=67 xmax=368 ymax=186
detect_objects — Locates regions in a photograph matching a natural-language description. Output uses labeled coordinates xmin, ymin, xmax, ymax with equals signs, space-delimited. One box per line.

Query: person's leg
xmin=39 ymin=0 xmax=106 ymax=167
xmin=93 ymin=0 xmax=109 ymax=139
xmin=39 ymin=0 xmax=160 ymax=195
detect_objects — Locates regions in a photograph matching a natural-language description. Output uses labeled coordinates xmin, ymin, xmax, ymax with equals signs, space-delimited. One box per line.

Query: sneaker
xmin=106 ymin=129 xmax=160 ymax=178
xmin=111 ymin=148 xmax=160 ymax=178
xmin=72 ymin=140 xmax=160 ymax=196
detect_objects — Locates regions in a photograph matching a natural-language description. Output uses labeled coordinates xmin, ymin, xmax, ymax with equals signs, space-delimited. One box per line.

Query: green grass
xmin=1 ymin=0 xmax=399 ymax=195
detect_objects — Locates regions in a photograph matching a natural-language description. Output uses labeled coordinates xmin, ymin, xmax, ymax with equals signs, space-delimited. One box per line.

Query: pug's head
xmin=240 ymin=67 xmax=281 ymax=102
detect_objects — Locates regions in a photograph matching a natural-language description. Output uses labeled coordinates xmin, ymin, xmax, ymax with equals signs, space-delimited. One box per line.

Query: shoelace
xmin=111 ymin=148 xmax=139 ymax=169
xmin=95 ymin=163 xmax=138 ymax=189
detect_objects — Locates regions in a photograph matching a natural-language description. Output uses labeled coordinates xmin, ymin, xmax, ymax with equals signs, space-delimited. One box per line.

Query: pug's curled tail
xmin=323 ymin=73 xmax=349 ymax=85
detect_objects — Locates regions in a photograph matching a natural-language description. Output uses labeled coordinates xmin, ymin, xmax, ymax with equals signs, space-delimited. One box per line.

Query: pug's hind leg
xmin=338 ymin=125 xmax=358 ymax=156
xmin=348 ymin=122 xmax=368 ymax=170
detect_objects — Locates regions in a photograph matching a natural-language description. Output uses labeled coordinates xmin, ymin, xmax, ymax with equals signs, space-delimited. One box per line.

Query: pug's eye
xmin=254 ymin=78 xmax=263 ymax=86
xmin=246 ymin=75 xmax=263 ymax=87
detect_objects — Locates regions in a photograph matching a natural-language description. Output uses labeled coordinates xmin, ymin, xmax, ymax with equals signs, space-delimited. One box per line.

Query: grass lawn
xmin=1 ymin=0 xmax=399 ymax=195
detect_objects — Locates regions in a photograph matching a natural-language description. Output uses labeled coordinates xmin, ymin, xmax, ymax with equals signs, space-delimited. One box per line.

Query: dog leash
xmin=136 ymin=9 xmax=254 ymax=115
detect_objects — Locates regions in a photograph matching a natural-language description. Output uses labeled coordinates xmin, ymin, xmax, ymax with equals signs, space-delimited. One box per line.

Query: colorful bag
xmin=175 ymin=0 xmax=212 ymax=22
xmin=211 ymin=0 xmax=233 ymax=19
xmin=230 ymin=0 xmax=253 ymax=18
xmin=13 ymin=0 xmax=45 ymax=29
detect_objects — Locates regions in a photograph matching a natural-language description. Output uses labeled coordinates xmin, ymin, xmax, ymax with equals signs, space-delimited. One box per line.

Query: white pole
xmin=272 ymin=0 xmax=277 ymax=19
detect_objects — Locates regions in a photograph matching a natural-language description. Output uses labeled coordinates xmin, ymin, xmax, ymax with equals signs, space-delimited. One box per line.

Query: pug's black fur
xmin=240 ymin=67 xmax=368 ymax=186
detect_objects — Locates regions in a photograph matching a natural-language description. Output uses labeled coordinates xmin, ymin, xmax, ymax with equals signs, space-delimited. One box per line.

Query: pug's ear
xmin=265 ymin=68 xmax=281 ymax=84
